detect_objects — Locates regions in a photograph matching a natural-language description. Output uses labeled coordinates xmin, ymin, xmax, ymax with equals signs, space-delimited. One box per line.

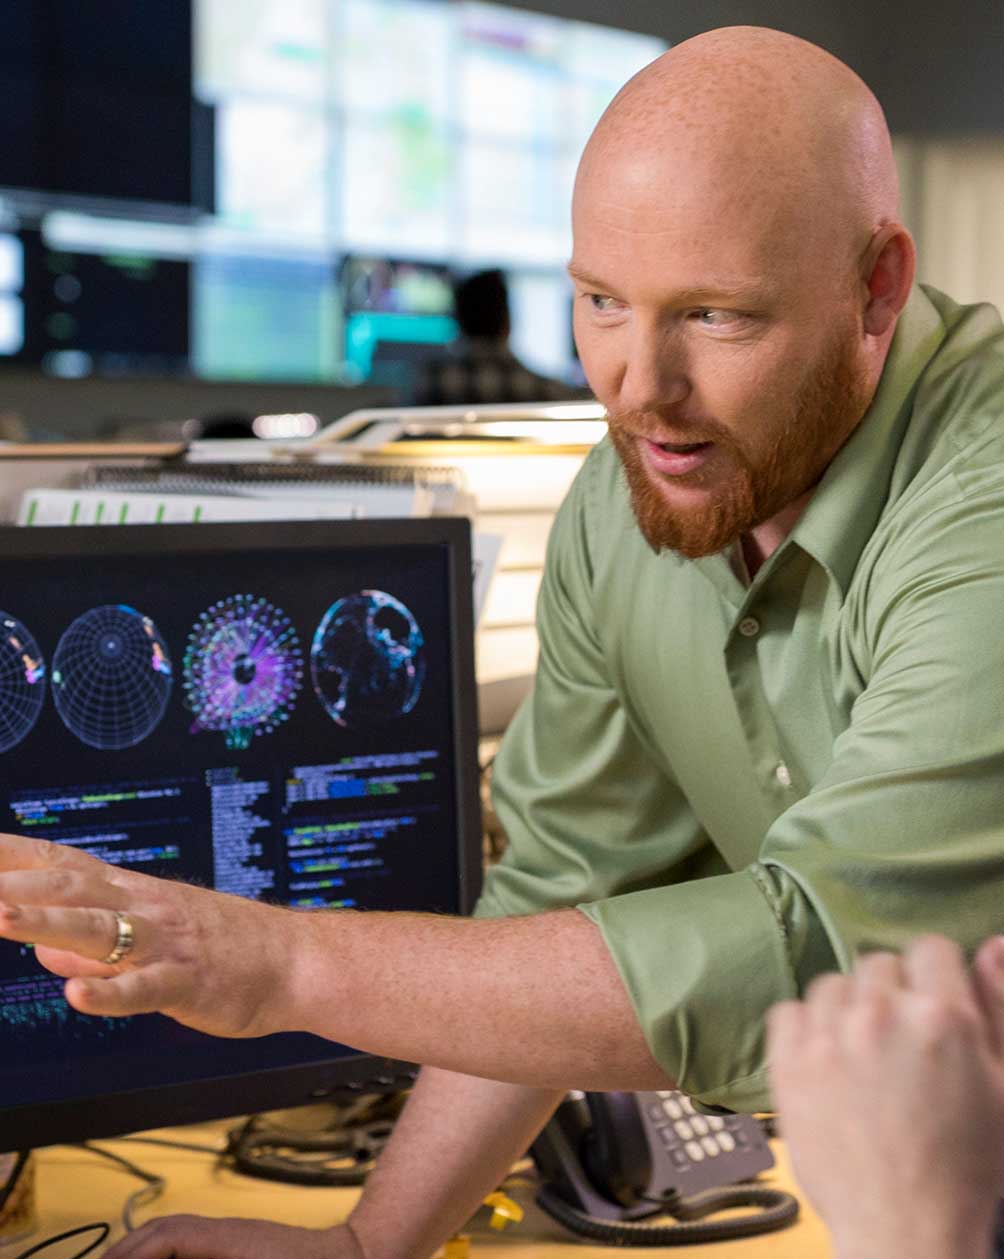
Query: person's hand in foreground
xmin=0 ymin=832 xmax=299 ymax=1038
xmin=768 ymin=934 xmax=1004 ymax=1259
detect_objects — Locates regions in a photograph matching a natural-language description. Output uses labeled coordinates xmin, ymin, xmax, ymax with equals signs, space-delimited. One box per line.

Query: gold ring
xmin=102 ymin=911 xmax=135 ymax=966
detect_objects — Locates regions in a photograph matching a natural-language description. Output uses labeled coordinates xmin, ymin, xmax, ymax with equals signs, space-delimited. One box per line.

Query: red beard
xmin=607 ymin=325 xmax=874 ymax=558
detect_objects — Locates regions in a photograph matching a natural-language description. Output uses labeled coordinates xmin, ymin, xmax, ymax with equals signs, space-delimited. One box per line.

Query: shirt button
xmin=775 ymin=762 xmax=792 ymax=788
xmin=738 ymin=616 xmax=760 ymax=637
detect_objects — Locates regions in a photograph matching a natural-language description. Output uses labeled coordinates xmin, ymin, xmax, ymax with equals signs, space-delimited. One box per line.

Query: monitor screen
xmin=341 ymin=256 xmax=457 ymax=389
xmin=0 ymin=518 xmax=481 ymax=1148
xmin=0 ymin=1 xmax=195 ymax=208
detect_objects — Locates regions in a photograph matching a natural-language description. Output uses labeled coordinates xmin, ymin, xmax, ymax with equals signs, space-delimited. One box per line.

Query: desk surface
xmin=34 ymin=1122 xmax=834 ymax=1258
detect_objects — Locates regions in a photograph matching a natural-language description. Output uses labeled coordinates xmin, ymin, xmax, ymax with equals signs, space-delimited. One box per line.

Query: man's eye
xmin=588 ymin=293 xmax=620 ymax=312
xmin=695 ymin=308 xmax=738 ymax=327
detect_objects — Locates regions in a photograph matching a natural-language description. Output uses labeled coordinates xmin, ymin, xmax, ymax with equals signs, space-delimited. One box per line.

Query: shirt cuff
xmin=577 ymin=868 xmax=799 ymax=1112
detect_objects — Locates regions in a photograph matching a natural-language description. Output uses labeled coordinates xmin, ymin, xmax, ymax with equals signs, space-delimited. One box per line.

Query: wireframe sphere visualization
xmin=310 ymin=590 xmax=425 ymax=728
xmin=51 ymin=605 xmax=173 ymax=750
xmin=0 ymin=613 xmax=46 ymax=754
xmin=183 ymin=594 xmax=304 ymax=750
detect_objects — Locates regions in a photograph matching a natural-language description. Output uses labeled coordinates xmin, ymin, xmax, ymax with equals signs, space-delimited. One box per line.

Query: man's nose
xmin=618 ymin=325 xmax=691 ymax=414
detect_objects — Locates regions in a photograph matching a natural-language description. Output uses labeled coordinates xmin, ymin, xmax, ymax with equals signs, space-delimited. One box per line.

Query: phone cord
xmin=536 ymin=1182 xmax=799 ymax=1245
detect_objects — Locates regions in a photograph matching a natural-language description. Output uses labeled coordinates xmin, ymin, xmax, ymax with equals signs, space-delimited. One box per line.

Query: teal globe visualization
xmin=310 ymin=590 xmax=425 ymax=728
xmin=51 ymin=605 xmax=173 ymax=749
xmin=0 ymin=613 xmax=46 ymax=754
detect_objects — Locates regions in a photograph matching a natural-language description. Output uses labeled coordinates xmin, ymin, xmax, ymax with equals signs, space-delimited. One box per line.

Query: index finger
xmin=0 ymin=832 xmax=101 ymax=874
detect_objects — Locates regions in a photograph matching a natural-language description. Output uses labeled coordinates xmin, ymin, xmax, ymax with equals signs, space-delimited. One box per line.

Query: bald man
xmin=3 ymin=26 xmax=1004 ymax=1259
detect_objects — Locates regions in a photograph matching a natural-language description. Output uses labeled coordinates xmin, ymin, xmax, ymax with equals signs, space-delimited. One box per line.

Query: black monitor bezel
xmin=0 ymin=517 xmax=482 ymax=1148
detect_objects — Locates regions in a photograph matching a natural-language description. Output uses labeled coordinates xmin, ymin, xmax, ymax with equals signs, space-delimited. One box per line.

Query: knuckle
xmin=47 ymin=868 xmax=77 ymax=897
xmin=912 ymin=993 xmax=979 ymax=1044
xmin=46 ymin=840 xmax=81 ymax=868
xmin=846 ymin=990 xmax=893 ymax=1041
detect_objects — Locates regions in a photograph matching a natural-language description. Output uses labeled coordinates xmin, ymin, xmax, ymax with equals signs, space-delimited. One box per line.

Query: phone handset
xmin=530 ymin=1090 xmax=799 ymax=1245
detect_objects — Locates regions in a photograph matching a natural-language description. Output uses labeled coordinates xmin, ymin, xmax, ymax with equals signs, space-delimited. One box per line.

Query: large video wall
xmin=0 ymin=1 xmax=665 ymax=384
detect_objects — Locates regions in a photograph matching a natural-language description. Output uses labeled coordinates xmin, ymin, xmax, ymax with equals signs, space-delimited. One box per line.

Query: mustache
xmin=606 ymin=408 xmax=737 ymax=450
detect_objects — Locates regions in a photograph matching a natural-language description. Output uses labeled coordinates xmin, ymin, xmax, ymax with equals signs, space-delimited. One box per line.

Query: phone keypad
xmin=639 ymin=1089 xmax=775 ymax=1199
xmin=646 ymin=1090 xmax=767 ymax=1161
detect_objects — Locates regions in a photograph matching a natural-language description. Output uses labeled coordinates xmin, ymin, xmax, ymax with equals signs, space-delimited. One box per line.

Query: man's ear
xmin=861 ymin=224 xmax=916 ymax=338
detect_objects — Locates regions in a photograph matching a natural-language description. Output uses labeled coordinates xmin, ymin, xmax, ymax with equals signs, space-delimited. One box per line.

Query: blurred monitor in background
xmin=411 ymin=268 xmax=587 ymax=406
xmin=340 ymin=255 xmax=458 ymax=396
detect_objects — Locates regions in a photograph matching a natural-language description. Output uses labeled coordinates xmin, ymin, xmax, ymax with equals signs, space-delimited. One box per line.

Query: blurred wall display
xmin=0 ymin=0 xmax=665 ymax=386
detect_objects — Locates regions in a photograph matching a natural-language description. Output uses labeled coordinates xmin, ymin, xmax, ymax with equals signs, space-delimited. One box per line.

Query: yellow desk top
xmin=32 ymin=1122 xmax=834 ymax=1258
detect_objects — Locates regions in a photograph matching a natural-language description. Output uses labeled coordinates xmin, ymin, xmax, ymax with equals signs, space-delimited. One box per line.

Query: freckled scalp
xmin=574 ymin=26 xmax=900 ymax=276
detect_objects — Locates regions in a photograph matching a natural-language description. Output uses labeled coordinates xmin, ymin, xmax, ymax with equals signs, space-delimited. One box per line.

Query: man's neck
xmin=741 ymin=489 xmax=814 ymax=578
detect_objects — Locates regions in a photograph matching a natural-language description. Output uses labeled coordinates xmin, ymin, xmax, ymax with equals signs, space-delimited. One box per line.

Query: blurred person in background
xmin=413 ymin=268 xmax=588 ymax=406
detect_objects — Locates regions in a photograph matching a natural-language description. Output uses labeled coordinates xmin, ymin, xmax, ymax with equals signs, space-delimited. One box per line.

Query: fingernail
xmin=994 ymin=935 xmax=1004 ymax=967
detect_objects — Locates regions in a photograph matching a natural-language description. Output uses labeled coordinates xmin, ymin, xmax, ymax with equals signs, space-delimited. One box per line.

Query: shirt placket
xmin=723 ymin=587 xmax=802 ymax=819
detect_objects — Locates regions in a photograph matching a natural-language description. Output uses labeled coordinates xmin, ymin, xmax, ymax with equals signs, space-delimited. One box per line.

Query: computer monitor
xmin=340 ymin=256 xmax=457 ymax=388
xmin=0 ymin=518 xmax=481 ymax=1149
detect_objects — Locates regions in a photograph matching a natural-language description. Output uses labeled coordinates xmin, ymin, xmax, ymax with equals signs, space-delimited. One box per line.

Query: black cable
xmin=79 ymin=1141 xmax=167 ymax=1231
xmin=12 ymin=1223 xmax=109 ymax=1259
xmin=536 ymin=1182 xmax=800 ymax=1245
xmin=226 ymin=1113 xmax=391 ymax=1186
xmin=224 ymin=1095 xmax=403 ymax=1187
xmin=80 ymin=1141 xmax=164 ymax=1181
xmin=115 ymin=1135 xmax=224 ymax=1155
xmin=0 ymin=1151 xmax=30 ymax=1214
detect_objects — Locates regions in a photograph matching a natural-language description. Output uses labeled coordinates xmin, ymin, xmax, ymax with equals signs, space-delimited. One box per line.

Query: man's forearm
xmin=349 ymin=1067 xmax=563 ymax=1259
xmin=280 ymin=906 xmax=674 ymax=1091
xmin=0 ymin=833 xmax=673 ymax=1090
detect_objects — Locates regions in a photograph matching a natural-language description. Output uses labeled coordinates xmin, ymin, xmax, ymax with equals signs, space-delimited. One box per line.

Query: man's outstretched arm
xmin=0 ymin=833 xmax=674 ymax=1090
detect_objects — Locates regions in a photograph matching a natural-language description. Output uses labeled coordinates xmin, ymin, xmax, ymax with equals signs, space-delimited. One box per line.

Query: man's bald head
xmin=576 ymin=27 xmax=900 ymax=285
xmin=569 ymin=28 xmax=916 ymax=564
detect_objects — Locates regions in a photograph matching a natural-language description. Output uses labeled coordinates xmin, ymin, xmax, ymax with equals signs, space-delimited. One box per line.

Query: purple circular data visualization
xmin=51 ymin=605 xmax=173 ymax=750
xmin=310 ymin=590 xmax=425 ymax=729
xmin=183 ymin=593 xmax=303 ymax=750
xmin=0 ymin=613 xmax=46 ymax=754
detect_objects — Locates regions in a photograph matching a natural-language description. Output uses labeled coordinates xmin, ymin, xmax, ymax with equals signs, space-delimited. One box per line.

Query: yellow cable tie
xmin=484 ymin=1191 xmax=524 ymax=1231
xmin=443 ymin=1234 xmax=471 ymax=1259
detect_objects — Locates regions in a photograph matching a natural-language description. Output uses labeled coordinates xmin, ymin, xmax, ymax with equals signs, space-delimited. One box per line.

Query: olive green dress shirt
xmin=475 ymin=285 xmax=1004 ymax=1112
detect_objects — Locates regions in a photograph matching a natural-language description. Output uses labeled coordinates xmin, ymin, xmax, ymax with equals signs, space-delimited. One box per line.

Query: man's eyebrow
xmin=565 ymin=262 xmax=775 ymax=305
xmin=566 ymin=263 xmax=616 ymax=291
